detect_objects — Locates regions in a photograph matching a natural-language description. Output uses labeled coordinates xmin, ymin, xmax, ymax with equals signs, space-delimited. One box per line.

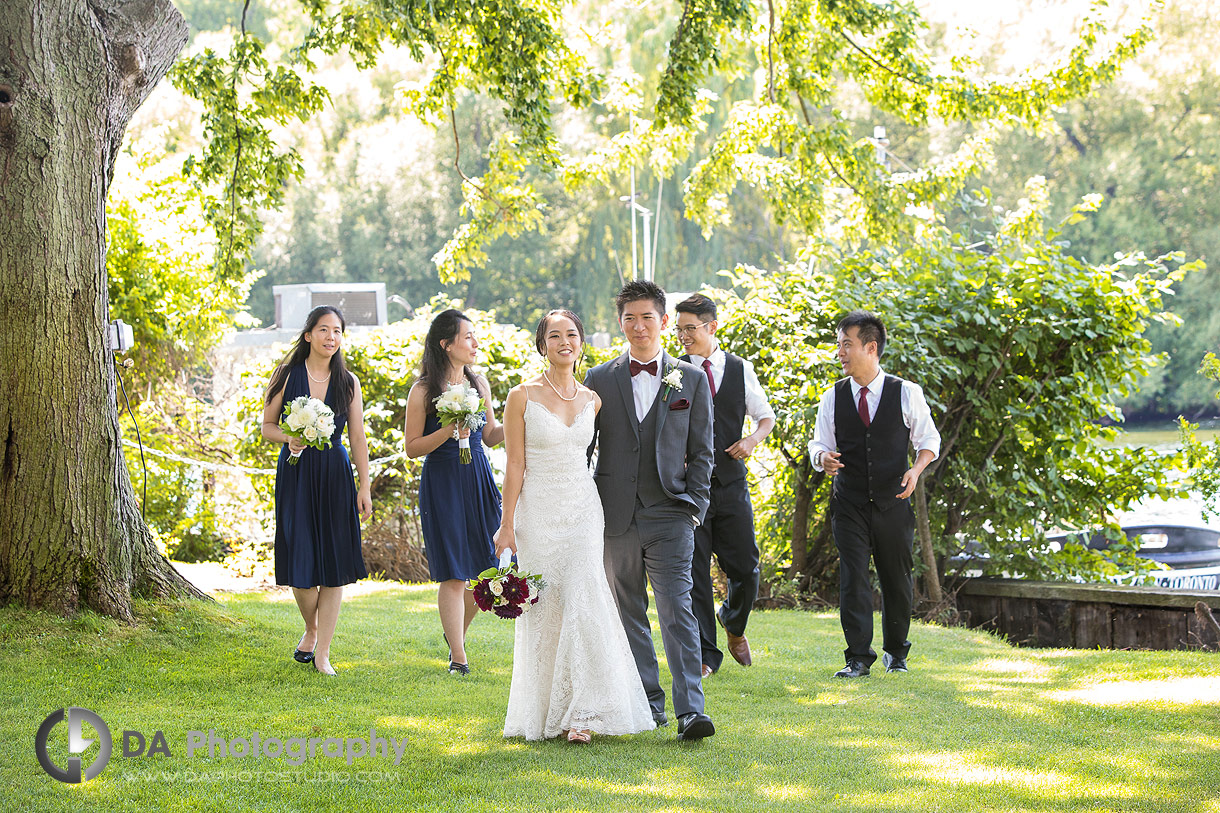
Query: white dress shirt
xmin=684 ymin=347 xmax=776 ymax=423
xmin=628 ymin=350 xmax=664 ymax=423
xmin=807 ymin=368 xmax=940 ymax=471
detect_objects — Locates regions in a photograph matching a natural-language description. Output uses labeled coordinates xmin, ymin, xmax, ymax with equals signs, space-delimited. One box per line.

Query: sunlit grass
xmin=1 ymin=582 xmax=1218 ymax=812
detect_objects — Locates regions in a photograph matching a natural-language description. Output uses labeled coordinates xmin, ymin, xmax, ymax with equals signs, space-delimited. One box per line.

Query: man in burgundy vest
xmin=809 ymin=311 xmax=940 ymax=677
xmin=676 ymin=294 xmax=775 ymax=677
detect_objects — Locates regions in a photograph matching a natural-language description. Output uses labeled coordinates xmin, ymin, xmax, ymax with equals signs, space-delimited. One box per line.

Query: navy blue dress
xmin=274 ymin=365 xmax=367 ymax=588
xmin=418 ymin=409 xmax=501 ymax=582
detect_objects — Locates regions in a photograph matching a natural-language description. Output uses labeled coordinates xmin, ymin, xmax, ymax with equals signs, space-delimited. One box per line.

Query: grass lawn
xmin=2 ymin=581 xmax=1218 ymax=812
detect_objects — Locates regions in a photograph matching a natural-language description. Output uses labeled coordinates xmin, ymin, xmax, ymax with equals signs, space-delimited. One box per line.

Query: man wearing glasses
xmin=675 ymin=294 xmax=775 ymax=677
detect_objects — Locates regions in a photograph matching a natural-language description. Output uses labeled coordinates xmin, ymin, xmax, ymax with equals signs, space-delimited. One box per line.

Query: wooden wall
xmin=957 ymin=579 xmax=1220 ymax=650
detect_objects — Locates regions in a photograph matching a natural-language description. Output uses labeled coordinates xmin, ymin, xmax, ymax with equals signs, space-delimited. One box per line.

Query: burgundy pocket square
xmin=669 ymin=399 xmax=690 ymax=411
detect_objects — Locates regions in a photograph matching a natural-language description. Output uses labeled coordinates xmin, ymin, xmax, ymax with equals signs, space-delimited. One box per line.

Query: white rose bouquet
xmin=434 ymin=381 xmax=487 ymax=464
xmin=280 ymin=396 xmax=337 ymax=465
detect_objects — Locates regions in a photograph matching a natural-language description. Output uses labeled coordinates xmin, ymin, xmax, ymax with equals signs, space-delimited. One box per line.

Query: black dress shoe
xmin=292 ymin=649 xmax=315 ymax=664
xmin=676 ymin=712 xmax=715 ymax=741
xmin=882 ymin=653 xmax=908 ymax=673
xmin=833 ymin=660 xmax=870 ymax=678
xmin=652 ymin=711 xmax=669 ymax=728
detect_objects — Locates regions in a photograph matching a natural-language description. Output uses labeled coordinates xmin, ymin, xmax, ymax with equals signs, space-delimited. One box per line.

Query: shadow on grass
xmin=2 ymin=584 xmax=1217 ymax=812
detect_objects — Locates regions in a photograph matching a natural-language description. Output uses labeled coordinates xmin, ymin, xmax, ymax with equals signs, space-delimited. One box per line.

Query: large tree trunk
xmin=0 ymin=0 xmax=205 ymax=620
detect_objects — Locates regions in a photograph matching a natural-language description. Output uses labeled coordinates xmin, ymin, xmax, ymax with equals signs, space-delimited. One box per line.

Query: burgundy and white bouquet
xmin=469 ymin=551 xmax=544 ymax=619
xmin=280 ymin=396 xmax=336 ymax=465
xmin=434 ymin=381 xmax=486 ymax=463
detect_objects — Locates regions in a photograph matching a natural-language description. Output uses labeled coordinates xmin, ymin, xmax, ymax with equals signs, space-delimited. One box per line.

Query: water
xmin=1109 ymin=420 xmax=1220 ymax=528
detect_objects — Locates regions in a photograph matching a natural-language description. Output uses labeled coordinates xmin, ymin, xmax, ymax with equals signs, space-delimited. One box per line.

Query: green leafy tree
xmin=175 ymin=0 xmax=1152 ymax=285
xmin=964 ymin=0 xmax=1220 ymax=418
xmin=1181 ymin=353 xmax=1220 ymax=517
xmin=713 ymin=186 xmax=1190 ymax=600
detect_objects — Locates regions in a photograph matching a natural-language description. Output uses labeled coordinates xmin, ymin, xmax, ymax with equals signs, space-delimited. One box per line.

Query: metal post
xmin=629 ymin=162 xmax=638 ymax=280
xmin=651 ymin=178 xmax=663 ymax=283
xmin=641 ymin=207 xmax=653 ymax=282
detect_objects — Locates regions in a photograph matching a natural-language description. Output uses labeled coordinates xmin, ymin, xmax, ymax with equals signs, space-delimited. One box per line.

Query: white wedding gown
xmin=503 ymin=395 xmax=656 ymax=740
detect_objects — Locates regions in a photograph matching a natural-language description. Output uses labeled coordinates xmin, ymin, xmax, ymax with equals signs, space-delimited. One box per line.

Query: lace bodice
xmin=521 ymin=398 xmax=595 ymax=485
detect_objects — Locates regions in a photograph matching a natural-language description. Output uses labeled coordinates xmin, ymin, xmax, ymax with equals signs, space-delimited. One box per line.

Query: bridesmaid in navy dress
xmin=405 ymin=309 xmax=504 ymax=675
xmin=262 ymin=306 xmax=373 ymax=675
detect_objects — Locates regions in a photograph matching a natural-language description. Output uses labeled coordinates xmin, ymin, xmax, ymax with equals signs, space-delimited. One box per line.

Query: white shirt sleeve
xmin=808 ymin=387 xmax=837 ymax=471
xmin=901 ymin=382 xmax=941 ymax=459
xmin=741 ymin=359 xmax=776 ymax=423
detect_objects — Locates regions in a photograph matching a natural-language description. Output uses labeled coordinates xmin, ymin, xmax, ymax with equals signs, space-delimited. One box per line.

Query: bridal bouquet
xmin=280 ymin=396 xmax=336 ymax=465
xmin=434 ymin=381 xmax=486 ymax=463
xmin=470 ymin=552 xmax=544 ymax=619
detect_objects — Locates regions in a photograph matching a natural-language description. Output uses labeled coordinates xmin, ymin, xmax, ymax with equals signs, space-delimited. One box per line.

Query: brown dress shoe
xmin=701 ymin=663 xmax=715 ymax=679
xmin=725 ymin=632 xmax=752 ymax=666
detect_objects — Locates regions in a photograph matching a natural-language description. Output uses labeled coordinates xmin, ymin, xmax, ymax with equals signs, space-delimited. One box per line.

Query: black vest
xmin=833 ymin=375 xmax=908 ymax=512
xmin=635 ymin=398 xmax=668 ymax=507
xmin=682 ymin=352 xmax=748 ymax=485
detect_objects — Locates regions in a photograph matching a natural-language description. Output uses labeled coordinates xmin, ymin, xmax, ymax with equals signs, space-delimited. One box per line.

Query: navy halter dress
xmin=418 ymin=408 xmax=501 ymax=582
xmin=274 ymin=365 xmax=367 ymax=588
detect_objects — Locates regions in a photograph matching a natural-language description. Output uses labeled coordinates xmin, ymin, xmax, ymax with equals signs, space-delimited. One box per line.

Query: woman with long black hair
xmin=262 ymin=306 xmax=373 ymax=676
xmin=404 ymin=309 xmax=504 ymax=675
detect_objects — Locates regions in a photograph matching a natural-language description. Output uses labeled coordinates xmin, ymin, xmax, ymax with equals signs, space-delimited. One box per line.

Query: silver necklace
xmin=306 ymin=366 xmax=331 ymax=384
xmin=542 ymin=370 xmax=578 ymax=402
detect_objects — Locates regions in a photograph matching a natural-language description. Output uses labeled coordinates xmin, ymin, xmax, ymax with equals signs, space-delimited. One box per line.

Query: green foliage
xmin=655 ymin=0 xmax=750 ymax=126
xmin=118 ymin=401 xmax=239 ymax=564
xmin=173 ymin=0 xmax=1153 ymax=286
xmin=966 ymin=0 xmax=1220 ymax=418
xmin=106 ymin=149 xmax=259 ymax=563
xmin=106 ymin=157 xmax=256 ymax=396
xmin=1180 ymin=352 xmax=1220 ymax=518
xmin=711 ymin=188 xmax=1188 ymax=590
xmin=170 ymin=14 xmax=328 ymax=280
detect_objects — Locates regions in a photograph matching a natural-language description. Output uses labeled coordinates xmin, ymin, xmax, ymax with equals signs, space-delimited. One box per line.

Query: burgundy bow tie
xmin=629 ymin=360 xmax=658 ymax=377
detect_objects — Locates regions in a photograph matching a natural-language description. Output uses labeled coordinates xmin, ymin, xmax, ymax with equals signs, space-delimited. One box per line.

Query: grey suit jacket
xmin=585 ymin=351 xmax=714 ymax=537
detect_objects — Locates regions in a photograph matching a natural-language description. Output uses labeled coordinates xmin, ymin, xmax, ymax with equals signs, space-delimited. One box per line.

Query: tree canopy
xmin=172 ymin=0 xmax=1154 ymax=289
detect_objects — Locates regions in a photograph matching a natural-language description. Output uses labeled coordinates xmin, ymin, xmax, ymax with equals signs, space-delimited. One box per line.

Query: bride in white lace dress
xmin=495 ymin=310 xmax=655 ymax=743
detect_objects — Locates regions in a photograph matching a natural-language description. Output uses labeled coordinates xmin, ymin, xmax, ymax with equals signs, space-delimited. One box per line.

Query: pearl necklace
xmin=542 ymin=370 xmax=578 ymax=401
xmin=306 ymin=366 xmax=331 ymax=384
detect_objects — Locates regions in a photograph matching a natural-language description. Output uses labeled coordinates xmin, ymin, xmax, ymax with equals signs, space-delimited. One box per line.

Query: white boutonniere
xmin=661 ymin=366 xmax=684 ymax=401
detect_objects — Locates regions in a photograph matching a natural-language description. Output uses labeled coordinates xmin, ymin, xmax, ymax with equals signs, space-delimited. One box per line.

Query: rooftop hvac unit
xmin=273 ymin=283 xmax=388 ymax=331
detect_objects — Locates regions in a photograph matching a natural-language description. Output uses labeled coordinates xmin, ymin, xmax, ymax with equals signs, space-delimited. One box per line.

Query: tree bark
xmin=913 ymin=477 xmax=942 ymax=604
xmin=0 ymin=0 xmax=205 ymax=619
xmin=789 ymin=474 xmax=810 ymax=575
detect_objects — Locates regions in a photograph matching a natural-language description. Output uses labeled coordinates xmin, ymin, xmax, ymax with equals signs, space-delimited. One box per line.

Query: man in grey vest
xmin=585 ymin=280 xmax=716 ymax=740
xmin=676 ymin=294 xmax=775 ymax=677
xmin=808 ymin=311 xmax=940 ymax=678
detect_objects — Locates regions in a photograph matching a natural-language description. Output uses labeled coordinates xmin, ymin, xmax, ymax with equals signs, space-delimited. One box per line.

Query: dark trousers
xmin=829 ymin=495 xmax=914 ymax=666
xmin=691 ymin=477 xmax=760 ymax=671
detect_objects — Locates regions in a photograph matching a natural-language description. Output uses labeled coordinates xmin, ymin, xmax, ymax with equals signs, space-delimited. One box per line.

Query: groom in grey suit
xmin=584 ymin=280 xmax=717 ymax=741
